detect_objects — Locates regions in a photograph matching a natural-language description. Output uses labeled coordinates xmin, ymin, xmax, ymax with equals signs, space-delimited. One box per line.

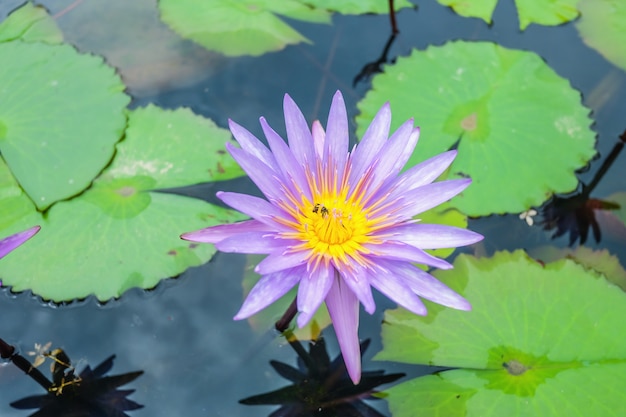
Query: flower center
xmin=311 ymin=203 xmax=354 ymax=245
xmin=279 ymin=194 xmax=377 ymax=269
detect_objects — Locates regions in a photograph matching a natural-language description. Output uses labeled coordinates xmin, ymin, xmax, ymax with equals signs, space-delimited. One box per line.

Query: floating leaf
xmin=0 ymin=2 xmax=63 ymax=44
xmin=301 ymin=0 xmax=413 ymax=14
xmin=356 ymin=41 xmax=596 ymax=216
xmin=0 ymin=158 xmax=40 ymax=231
xmin=577 ymin=0 xmax=626 ymax=72
xmin=377 ymin=251 xmax=626 ymax=417
xmin=0 ymin=107 xmax=246 ymax=301
xmin=529 ymin=246 xmax=626 ymax=292
xmin=0 ymin=41 xmax=129 ymax=210
xmin=102 ymin=105 xmax=245 ymax=186
xmin=158 ymin=0 xmax=330 ymax=57
xmin=437 ymin=0 xmax=580 ymax=30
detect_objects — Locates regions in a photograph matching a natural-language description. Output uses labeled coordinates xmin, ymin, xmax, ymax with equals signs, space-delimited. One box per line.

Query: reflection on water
xmin=240 ymin=332 xmax=403 ymax=417
xmin=1 ymin=337 xmax=143 ymax=417
xmin=541 ymin=130 xmax=625 ymax=245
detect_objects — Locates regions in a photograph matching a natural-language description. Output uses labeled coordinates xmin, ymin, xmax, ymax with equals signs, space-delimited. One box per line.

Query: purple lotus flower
xmin=0 ymin=226 xmax=40 ymax=260
xmin=182 ymin=91 xmax=482 ymax=384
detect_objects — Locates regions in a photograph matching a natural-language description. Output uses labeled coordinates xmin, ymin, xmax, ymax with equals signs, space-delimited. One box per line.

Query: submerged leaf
xmin=577 ymin=0 xmax=626 ymax=72
xmin=356 ymin=41 xmax=596 ymax=216
xmin=158 ymin=0 xmax=330 ymax=56
xmin=377 ymin=250 xmax=626 ymax=417
xmin=0 ymin=2 xmax=63 ymax=44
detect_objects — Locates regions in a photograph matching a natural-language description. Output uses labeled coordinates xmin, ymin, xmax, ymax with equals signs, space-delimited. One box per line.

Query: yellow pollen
xmin=281 ymin=192 xmax=383 ymax=269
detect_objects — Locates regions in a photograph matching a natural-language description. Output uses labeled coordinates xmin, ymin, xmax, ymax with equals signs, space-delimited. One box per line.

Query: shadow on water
xmin=1 ymin=337 xmax=143 ymax=417
xmin=540 ymin=129 xmax=626 ymax=246
xmin=240 ymin=331 xmax=404 ymax=417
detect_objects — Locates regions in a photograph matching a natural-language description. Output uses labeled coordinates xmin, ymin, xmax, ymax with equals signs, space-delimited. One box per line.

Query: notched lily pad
xmin=529 ymin=246 xmax=626 ymax=292
xmin=577 ymin=0 xmax=626 ymax=72
xmin=356 ymin=41 xmax=596 ymax=216
xmin=0 ymin=41 xmax=129 ymax=210
xmin=0 ymin=2 xmax=63 ymax=44
xmin=377 ymin=250 xmax=626 ymax=417
xmin=437 ymin=0 xmax=580 ymax=30
xmin=0 ymin=107 xmax=246 ymax=302
xmin=158 ymin=0 xmax=330 ymax=57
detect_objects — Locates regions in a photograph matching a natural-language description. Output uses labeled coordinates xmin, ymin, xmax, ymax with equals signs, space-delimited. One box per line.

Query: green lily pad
xmin=301 ymin=0 xmax=413 ymax=14
xmin=576 ymin=0 xmax=626 ymax=72
xmin=242 ymin=254 xmax=331 ymax=340
xmin=158 ymin=0 xmax=330 ymax=57
xmin=0 ymin=41 xmax=129 ymax=210
xmin=0 ymin=2 xmax=63 ymax=44
xmin=356 ymin=41 xmax=596 ymax=216
xmin=529 ymin=246 xmax=626 ymax=292
xmin=377 ymin=250 xmax=626 ymax=417
xmin=437 ymin=0 xmax=580 ymax=30
xmin=0 ymin=107 xmax=246 ymax=301
xmin=101 ymin=105 xmax=245 ymax=186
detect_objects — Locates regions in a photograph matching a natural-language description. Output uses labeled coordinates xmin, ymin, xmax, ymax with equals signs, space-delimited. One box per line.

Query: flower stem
xmin=0 ymin=337 xmax=52 ymax=391
xmin=275 ymin=297 xmax=298 ymax=332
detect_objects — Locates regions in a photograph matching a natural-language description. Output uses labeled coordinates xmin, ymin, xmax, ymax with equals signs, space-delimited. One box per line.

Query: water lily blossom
xmin=182 ymin=91 xmax=482 ymax=383
xmin=0 ymin=226 xmax=40 ymax=260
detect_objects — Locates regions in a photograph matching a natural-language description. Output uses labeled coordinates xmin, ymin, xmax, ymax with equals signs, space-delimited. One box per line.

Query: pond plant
xmin=1 ymin=0 xmax=625 ymax=416
xmin=182 ymin=91 xmax=483 ymax=383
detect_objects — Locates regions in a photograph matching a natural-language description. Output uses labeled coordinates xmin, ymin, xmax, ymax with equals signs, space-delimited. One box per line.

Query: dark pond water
xmin=1 ymin=0 xmax=625 ymax=416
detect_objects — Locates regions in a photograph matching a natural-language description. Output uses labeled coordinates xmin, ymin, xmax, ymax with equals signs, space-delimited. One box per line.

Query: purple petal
xmin=226 ymin=143 xmax=289 ymax=203
xmin=385 ymin=151 xmax=458 ymax=199
xmin=217 ymin=192 xmax=291 ymax=230
xmin=349 ymin=102 xmax=391 ymax=185
xmin=255 ymin=250 xmax=310 ymax=275
xmin=234 ymin=269 xmax=301 ymax=319
xmin=0 ymin=226 xmax=40 ymax=259
xmin=260 ymin=117 xmax=312 ymax=201
xmin=337 ymin=264 xmax=375 ymax=314
xmin=363 ymin=120 xmax=418 ymax=199
xmin=389 ymin=262 xmax=471 ymax=310
xmin=386 ymin=224 xmax=484 ymax=249
xmin=323 ymin=91 xmax=349 ymax=169
xmin=391 ymin=179 xmax=472 ymax=218
xmin=228 ymin=119 xmax=276 ymax=167
xmin=181 ymin=220 xmax=268 ymax=244
xmin=325 ymin=275 xmax=361 ymax=384
xmin=363 ymin=242 xmax=452 ymax=270
xmin=369 ymin=269 xmax=427 ymax=315
xmin=311 ymin=120 xmax=325 ymax=159
xmin=297 ymin=265 xmax=334 ymax=327
xmin=284 ymin=94 xmax=315 ymax=168
xmin=216 ymin=232 xmax=294 ymax=254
